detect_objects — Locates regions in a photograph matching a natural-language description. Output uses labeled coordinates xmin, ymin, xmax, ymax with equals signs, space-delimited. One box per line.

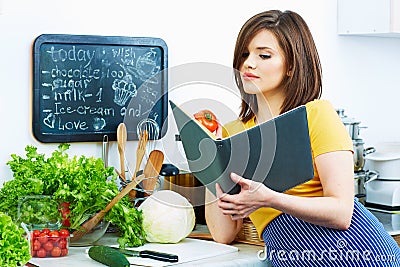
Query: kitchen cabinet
xmin=337 ymin=0 xmax=400 ymax=37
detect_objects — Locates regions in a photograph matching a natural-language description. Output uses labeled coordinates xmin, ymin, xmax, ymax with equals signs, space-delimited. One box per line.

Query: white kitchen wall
xmin=0 ymin=0 xmax=399 ymax=184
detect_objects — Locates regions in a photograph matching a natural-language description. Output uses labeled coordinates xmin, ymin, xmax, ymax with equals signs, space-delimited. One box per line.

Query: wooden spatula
xmin=129 ymin=130 xmax=148 ymax=199
xmin=142 ymin=150 xmax=164 ymax=196
xmin=117 ymin=123 xmax=127 ymax=182
xmin=70 ymin=174 xmax=145 ymax=242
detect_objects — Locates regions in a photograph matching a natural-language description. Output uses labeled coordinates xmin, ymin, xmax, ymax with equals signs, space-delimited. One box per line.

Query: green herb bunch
xmin=0 ymin=212 xmax=31 ymax=267
xmin=0 ymin=144 xmax=145 ymax=247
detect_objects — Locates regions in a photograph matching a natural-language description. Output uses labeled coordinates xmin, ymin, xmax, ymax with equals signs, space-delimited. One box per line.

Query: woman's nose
xmin=243 ymin=54 xmax=256 ymax=69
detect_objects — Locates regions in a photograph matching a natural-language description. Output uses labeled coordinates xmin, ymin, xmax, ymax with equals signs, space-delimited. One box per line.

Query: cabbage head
xmin=139 ymin=190 xmax=195 ymax=243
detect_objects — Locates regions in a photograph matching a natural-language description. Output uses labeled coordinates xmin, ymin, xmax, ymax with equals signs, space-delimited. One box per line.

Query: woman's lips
xmin=242 ymin=72 xmax=259 ymax=80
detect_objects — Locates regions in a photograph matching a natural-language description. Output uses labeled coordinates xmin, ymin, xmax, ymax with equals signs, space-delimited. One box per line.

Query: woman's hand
xmin=216 ymin=172 xmax=276 ymax=220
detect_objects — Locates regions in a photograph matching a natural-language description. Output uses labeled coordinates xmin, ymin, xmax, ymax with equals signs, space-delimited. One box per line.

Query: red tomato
xmin=36 ymin=248 xmax=47 ymax=258
xmin=59 ymin=202 xmax=71 ymax=227
xmin=49 ymin=230 xmax=60 ymax=238
xmin=43 ymin=241 xmax=54 ymax=252
xmin=41 ymin=228 xmax=51 ymax=235
xmin=51 ymin=246 xmax=62 ymax=257
xmin=37 ymin=233 xmax=48 ymax=244
xmin=58 ymin=238 xmax=67 ymax=249
xmin=59 ymin=229 xmax=70 ymax=237
xmin=194 ymin=110 xmax=219 ymax=132
xmin=60 ymin=202 xmax=70 ymax=209
xmin=60 ymin=248 xmax=68 ymax=256
xmin=32 ymin=230 xmax=41 ymax=238
xmin=32 ymin=239 xmax=41 ymax=251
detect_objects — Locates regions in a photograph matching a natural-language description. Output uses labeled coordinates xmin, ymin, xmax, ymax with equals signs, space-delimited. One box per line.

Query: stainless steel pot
xmin=365 ymin=142 xmax=400 ymax=178
xmin=353 ymin=139 xmax=375 ymax=172
xmin=337 ymin=109 xmax=367 ymax=140
xmin=354 ymin=170 xmax=379 ymax=204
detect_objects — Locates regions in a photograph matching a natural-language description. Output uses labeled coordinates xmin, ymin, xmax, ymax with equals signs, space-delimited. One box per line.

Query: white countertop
xmin=27 ymin=233 xmax=271 ymax=267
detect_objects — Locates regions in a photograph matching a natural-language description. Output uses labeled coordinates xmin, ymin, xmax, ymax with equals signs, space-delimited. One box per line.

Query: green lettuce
xmin=0 ymin=212 xmax=31 ymax=267
xmin=0 ymin=144 xmax=145 ymax=247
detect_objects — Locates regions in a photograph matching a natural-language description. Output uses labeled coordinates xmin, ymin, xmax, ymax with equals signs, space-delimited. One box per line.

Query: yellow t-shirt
xmin=222 ymin=99 xmax=353 ymax=238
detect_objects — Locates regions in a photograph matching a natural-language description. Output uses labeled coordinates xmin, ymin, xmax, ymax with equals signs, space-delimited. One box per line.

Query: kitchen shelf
xmin=337 ymin=0 xmax=400 ymax=37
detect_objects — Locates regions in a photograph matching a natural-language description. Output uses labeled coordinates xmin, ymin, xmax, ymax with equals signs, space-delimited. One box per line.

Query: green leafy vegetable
xmin=0 ymin=144 xmax=145 ymax=247
xmin=18 ymin=195 xmax=60 ymax=226
xmin=0 ymin=212 xmax=31 ymax=267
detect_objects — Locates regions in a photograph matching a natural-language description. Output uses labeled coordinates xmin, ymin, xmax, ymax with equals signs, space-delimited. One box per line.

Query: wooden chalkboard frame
xmin=32 ymin=34 xmax=168 ymax=143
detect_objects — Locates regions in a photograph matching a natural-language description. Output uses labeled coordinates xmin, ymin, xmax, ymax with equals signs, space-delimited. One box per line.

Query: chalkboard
xmin=32 ymin=34 xmax=168 ymax=142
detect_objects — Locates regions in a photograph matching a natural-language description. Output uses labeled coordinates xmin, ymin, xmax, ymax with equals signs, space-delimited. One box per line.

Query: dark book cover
xmin=169 ymin=100 xmax=314 ymax=195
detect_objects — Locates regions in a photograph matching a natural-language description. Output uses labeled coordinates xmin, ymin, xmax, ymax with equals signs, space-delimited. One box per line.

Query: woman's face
xmin=239 ymin=29 xmax=286 ymax=97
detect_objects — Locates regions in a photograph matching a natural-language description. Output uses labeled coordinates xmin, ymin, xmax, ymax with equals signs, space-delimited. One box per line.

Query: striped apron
xmin=262 ymin=199 xmax=400 ymax=266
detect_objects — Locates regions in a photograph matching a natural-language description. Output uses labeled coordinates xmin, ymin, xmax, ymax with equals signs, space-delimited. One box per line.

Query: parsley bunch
xmin=0 ymin=144 xmax=145 ymax=247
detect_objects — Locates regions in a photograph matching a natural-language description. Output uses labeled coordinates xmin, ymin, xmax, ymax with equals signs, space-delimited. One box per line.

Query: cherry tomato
xmin=59 ymin=229 xmax=70 ymax=238
xmin=43 ymin=241 xmax=54 ymax=252
xmin=36 ymin=248 xmax=47 ymax=258
xmin=49 ymin=230 xmax=60 ymax=238
xmin=37 ymin=233 xmax=48 ymax=244
xmin=32 ymin=229 xmax=41 ymax=238
xmin=41 ymin=228 xmax=51 ymax=235
xmin=51 ymin=246 xmax=62 ymax=257
xmin=32 ymin=239 xmax=41 ymax=251
xmin=58 ymin=238 xmax=67 ymax=249
xmin=60 ymin=248 xmax=68 ymax=256
xmin=194 ymin=109 xmax=219 ymax=132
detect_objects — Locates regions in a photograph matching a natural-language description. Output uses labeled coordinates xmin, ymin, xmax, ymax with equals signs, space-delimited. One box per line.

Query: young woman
xmin=205 ymin=10 xmax=400 ymax=266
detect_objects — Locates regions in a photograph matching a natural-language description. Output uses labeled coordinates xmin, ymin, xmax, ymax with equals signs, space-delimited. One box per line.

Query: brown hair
xmin=233 ymin=10 xmax=322 ymax=122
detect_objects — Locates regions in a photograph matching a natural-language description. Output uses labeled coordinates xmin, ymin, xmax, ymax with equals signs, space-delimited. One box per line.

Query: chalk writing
xmin=33 ymin=34 xmax=167 ymax=142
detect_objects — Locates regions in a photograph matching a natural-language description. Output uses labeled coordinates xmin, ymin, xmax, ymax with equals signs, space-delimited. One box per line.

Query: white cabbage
xmin=138 ymin=190 xmax=196 ymax=243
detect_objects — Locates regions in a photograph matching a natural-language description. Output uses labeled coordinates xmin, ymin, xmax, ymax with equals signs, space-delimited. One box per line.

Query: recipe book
xmin=169 ymin=100 xmax=314 ymax=195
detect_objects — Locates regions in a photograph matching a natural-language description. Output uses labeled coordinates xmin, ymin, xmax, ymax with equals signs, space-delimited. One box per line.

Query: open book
xmin=169 ymin=100 xmax=314 ymax=195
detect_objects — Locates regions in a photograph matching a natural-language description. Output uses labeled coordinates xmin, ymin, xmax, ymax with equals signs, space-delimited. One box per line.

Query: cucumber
xmin=88 ymin=246 xmax=130 ymax=267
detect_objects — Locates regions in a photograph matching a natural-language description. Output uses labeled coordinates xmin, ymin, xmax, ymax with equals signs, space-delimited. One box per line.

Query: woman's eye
xmin=260 ymin=54 xmax=271 ymax=59
xmin=242 ymin=52 xmax=249 ymax=58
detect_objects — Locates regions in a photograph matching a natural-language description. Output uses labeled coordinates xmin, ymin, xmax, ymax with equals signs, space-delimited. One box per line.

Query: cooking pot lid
xmin=365 ymin=151 xmax=400 ymax=161
xmin=341 ymin=116 xmax=360 ymax=125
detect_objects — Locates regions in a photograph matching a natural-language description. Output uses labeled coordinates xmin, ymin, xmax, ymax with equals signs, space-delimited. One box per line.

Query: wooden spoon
xmin=117 ymin=123 xmax=127 ymax=182
xmin=142 ymin=150 xmax=164 ymax=196
xmin=70 ymin=174 xmax=145 ymax=242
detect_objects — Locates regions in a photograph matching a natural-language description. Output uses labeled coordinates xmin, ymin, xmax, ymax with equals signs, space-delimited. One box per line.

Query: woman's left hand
xmin=216 ymin=172 xmax=275 ymax=220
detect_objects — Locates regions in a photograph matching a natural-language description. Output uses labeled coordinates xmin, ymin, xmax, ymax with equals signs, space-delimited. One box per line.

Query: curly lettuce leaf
xmin=0 ymin=144 xmax=146 ymax=247
xmin=0 ymin=212 xmax=31 ymax=267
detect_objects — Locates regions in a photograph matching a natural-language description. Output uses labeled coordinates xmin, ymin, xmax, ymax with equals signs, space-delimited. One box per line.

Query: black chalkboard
xmin=33 ymin=34 xmax=168 ymax=142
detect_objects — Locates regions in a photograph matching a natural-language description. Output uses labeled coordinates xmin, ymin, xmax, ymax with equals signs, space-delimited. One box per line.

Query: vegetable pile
xmin=0 ymin=144 xmax=146 ymax=248
xmin=0 ymin=212 xmax=31 ymax=267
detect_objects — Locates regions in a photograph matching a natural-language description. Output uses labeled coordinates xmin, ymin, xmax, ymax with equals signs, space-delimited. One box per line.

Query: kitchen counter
xmin=27 ymin=233 xmax=271 ymax=267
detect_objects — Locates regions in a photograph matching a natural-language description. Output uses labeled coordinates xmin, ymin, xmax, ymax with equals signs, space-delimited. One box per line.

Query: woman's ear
xmin=286 ymin=68 xmax=293 ymax=77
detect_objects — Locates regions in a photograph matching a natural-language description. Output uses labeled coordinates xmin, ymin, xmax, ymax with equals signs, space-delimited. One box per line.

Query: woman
xmin=205 ymin=10 xmax=400 ymax=266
